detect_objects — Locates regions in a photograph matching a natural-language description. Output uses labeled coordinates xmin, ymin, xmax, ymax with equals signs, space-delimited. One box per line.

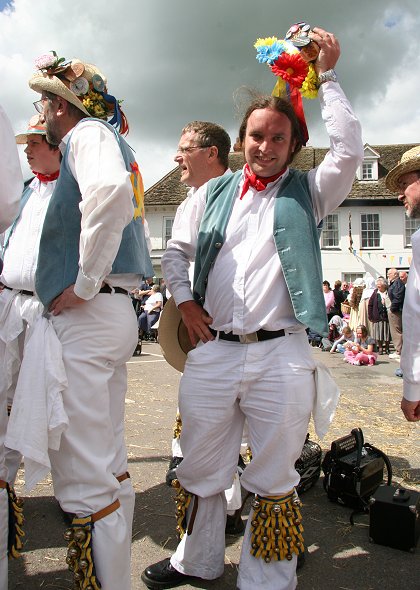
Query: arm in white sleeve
xmin=66 ymin=121 xmax=134 ymax=299
xmin=401 ymin=231 xmax=420 ymax=402
xmin=161 ymin=184 xmax=207 ymax=306
xmin=0 ymin=104 xmax=23 ymax=232
xmin=308 ymin=82 xmax=364 ymax=224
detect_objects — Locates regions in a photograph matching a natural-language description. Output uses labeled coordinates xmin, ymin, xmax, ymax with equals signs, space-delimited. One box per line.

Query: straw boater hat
xmin=385 ymin=145 xmax=420 ymax=192
xmin=15 ymin=114 xmax=47 ymax=144
xmin=158 ymin=297 xmax=194 ymax=373
xmin=28 ymin=51 xmax=128 ymax=134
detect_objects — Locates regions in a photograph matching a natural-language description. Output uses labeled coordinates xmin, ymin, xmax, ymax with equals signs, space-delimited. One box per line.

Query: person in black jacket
xmin=386 ymin=268 xmax=405 ymax=359
xmin=368 ymin=278 xmax=390 ymax=355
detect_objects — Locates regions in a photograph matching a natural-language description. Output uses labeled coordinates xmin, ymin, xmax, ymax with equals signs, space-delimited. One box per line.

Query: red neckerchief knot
xmin=33 ymin=170 xmax=60 ymax=184
xmin=240 ymin=163 xmax=286 ymax=199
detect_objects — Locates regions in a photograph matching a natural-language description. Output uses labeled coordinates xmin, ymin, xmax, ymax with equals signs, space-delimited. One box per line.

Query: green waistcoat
xmin=193 ymin=169 xmax=328 ymax=336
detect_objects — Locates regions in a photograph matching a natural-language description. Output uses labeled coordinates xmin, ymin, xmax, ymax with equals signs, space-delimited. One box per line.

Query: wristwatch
xmin=318 ymin=69 xmax=338 ymax=85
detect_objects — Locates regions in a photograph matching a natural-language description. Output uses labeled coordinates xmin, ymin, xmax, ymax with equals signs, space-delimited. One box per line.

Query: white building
xmin=144 ymin=144 xmax=420 ymax=284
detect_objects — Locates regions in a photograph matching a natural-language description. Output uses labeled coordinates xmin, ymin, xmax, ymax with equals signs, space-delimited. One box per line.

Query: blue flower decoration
xmin=256 ymin=41 xmax=288 ymax=65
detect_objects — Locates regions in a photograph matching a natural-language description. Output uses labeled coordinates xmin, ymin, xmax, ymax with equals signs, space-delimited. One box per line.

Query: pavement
xmin=10 ymin=341 xmax=420 ymax=590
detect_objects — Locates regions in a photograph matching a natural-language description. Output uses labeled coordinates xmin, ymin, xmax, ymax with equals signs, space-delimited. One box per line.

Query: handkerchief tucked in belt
xmin=5 ymin=316 xmax=68 ymax=491
xmin=312 ymin=361 xmax=340 ymax=439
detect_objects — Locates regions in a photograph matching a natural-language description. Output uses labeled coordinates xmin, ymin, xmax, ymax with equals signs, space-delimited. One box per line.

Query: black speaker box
xmin=369 ymin=485 xmax=420 ymax=552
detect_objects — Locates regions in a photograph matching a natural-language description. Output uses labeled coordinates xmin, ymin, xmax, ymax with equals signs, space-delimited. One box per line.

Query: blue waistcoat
xmin=193 ymin=169 xmax=328 ymax=336
xmin=35 ymin=119 xmax=153 ymax=306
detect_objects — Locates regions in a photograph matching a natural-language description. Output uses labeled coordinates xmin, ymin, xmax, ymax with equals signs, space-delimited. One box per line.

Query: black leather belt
xmin=99 ymin=284 xmax=128 ymax=295
xmin=209 ymin=327 xmax=285 ymax=343
xmin=3 ymin=285 xmax=34 ymax=297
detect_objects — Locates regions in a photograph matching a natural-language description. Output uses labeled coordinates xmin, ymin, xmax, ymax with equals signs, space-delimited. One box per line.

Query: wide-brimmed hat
xmin=15 ymin=114 xmax=47 ymax=144
xmin=158 ymin=297 xmax=194 ymax=373
xmin=29 ymin=51 xmax=128 ymax=134
xmin=385 ymin=145 xmax=420 ymax=192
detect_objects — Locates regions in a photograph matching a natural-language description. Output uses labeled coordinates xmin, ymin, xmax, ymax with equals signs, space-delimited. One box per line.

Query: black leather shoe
xmin=141 ymin=558 xmax=199 ymax=589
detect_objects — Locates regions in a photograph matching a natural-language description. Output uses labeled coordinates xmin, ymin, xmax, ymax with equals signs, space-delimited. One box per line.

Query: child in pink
xmin=344 ymin=325 xmax=378 ymax=366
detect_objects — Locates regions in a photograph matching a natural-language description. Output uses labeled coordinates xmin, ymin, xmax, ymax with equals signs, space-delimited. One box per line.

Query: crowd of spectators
xmin=314 ymin=272 xmax=407 ymax=366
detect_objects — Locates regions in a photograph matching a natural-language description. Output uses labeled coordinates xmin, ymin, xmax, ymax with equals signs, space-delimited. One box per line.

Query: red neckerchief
xmin=240 ymin=163 xmax=286 ymax=199
xmin=33 ymin=170 xmax=60 ymax=184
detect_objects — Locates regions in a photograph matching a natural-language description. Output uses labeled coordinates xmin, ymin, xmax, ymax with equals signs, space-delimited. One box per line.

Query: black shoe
xmin=141 ymin=558 xmax=199 ymax=589
xmin=165 ymin=456 xmax=183 ymax=487
xmin=225 ymin=512 xmax=245 ymax=535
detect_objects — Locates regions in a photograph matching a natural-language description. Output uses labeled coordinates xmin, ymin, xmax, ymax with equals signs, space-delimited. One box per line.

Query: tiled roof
xmin=145 ymin=143 xmax=418 ymax=206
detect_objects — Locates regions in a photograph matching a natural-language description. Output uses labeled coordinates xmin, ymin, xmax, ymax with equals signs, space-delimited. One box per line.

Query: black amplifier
xmin=322 ymin=428 xmax=392 ymax=510
xmin=369 ymin=485 xmax=420 ymax=552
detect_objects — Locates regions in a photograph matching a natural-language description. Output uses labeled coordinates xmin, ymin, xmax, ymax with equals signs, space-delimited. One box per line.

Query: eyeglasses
xmin=33 ymin=99 xmax=44 ymax=114
xmin=176 ymin=145 xmax=209 ymax=154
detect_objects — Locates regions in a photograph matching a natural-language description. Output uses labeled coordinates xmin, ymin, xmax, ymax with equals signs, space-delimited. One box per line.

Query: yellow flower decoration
xmin=300 ymin=63 xmax=318 ymax=99
xmin=254 ymin=36 xmax=278 ymax=48
xmin=82 ymin=90 xmax=108 ymax=119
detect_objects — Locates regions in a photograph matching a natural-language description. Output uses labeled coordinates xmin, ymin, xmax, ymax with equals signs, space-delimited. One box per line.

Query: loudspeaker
xmin=369 ymin=485 xmax=420 ymax=552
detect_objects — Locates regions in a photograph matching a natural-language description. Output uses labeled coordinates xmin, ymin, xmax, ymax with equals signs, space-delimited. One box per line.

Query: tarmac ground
xmin=10 ymin=341 xmax=420 ymax=590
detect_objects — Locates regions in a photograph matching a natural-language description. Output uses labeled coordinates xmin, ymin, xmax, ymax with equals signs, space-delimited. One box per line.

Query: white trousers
xmin=0 ymin=291 xmax=43 ymax=588
xmin=170 ymin=331 xmax=315 ymax=590
xmin=48 ymin=293 xmax=137 ymax=590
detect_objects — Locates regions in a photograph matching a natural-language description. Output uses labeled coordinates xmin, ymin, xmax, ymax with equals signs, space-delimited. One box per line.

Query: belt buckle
xmin=239 ymin=332 xmax=259 ymax=344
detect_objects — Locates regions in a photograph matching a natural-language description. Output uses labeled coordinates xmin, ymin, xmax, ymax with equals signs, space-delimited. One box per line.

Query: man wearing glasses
xmin=167 ymin=121 xmax=247 ymax=534
xmin=28 ymin=53 xmax=152 ymax=590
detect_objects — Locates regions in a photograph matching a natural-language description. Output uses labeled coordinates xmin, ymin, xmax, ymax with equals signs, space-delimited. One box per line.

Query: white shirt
xmin=144 ymin=291 xmax=163 ymax=312
xmin=60 ymin=120 xmax=140 ymax=299
xmin=401 ymin=229 xmax=420 ymax=402
xmin=0 ymin=103 xmax=22 ymax=232
xmin=162 ymin=82 xmax=363 ymax=334
xmin=1 ymin=177 xmax=56 ymax=291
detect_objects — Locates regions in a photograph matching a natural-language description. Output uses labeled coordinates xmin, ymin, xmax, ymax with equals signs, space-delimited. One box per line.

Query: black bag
xmin=321 ymin=428 xmax=392 ymax=512
xmin=295 ymin=434 xmax=322 ymax=494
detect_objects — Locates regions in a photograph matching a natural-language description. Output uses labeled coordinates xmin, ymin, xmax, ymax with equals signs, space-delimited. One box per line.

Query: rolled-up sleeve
xmin=308 ymin=82 xmax=364 ymax=224
xmin=161 ymin=184 xmax=207 ymax=306
xmin=66 ymin=121 xmax=134 ymax=299
xmin=401 ymin=230 xmax=420 ymax=402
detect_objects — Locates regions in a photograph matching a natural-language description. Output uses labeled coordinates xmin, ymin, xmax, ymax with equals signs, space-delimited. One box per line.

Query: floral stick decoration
xmin=254 ymin=23 xmax=320 ymax=145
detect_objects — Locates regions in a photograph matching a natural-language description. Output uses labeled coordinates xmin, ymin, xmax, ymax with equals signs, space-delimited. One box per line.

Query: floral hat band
xmin=15 ymin=114 xmax=47 ymax=144
xmin=28 ymin=51 xmax=128 ymax=135
xmin=255 ymin=22 xmax=320 ymax=145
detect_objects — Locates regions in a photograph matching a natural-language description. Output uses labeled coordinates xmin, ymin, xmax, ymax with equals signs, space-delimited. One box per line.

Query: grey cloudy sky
xmin=0 ymin=0 xmax=419 ymax=188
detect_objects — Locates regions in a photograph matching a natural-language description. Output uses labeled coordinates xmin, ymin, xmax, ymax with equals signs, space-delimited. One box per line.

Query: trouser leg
xmin=236 ymin=332 xmax=315 ymax=590
xmin=49 ymin=294 xmax=137 ymax=590
xmin=0 ymin=489 xmax=7 ymax=590
xmin=388 ymin=311 xmax=403 ymax=354
xmin=108 ymin=365 xmax=135 ymax=541
xmin=171 ymin=493 xmax=227 ymax=579
xmin=170 ymin=339 xmax=247 ymax=577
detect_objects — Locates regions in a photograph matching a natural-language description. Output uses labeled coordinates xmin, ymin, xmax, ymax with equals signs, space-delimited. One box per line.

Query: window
xmin=343 ymin=273 xmax=364 ymax=285
xmin=360 ymin=213 xmax=380 ymax=248
xmin=163 ymin=217 xmax=174 ymax=248
xmin=404 ymin=216 xmax=420 ymax=247
xmin=321 ymin=214 xmax=339 ymax=248
xmin=362 ymin=162 xmax=373 ymax=180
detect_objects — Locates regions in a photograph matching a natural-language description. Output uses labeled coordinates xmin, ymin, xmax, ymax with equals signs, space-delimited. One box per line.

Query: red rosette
xmin=270 ymin=53 xmax=309 ymax=89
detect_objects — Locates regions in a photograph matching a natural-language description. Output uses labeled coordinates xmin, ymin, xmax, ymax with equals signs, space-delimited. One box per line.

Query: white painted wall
xmin=321 ymin=205 xmax=414 ymax=283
